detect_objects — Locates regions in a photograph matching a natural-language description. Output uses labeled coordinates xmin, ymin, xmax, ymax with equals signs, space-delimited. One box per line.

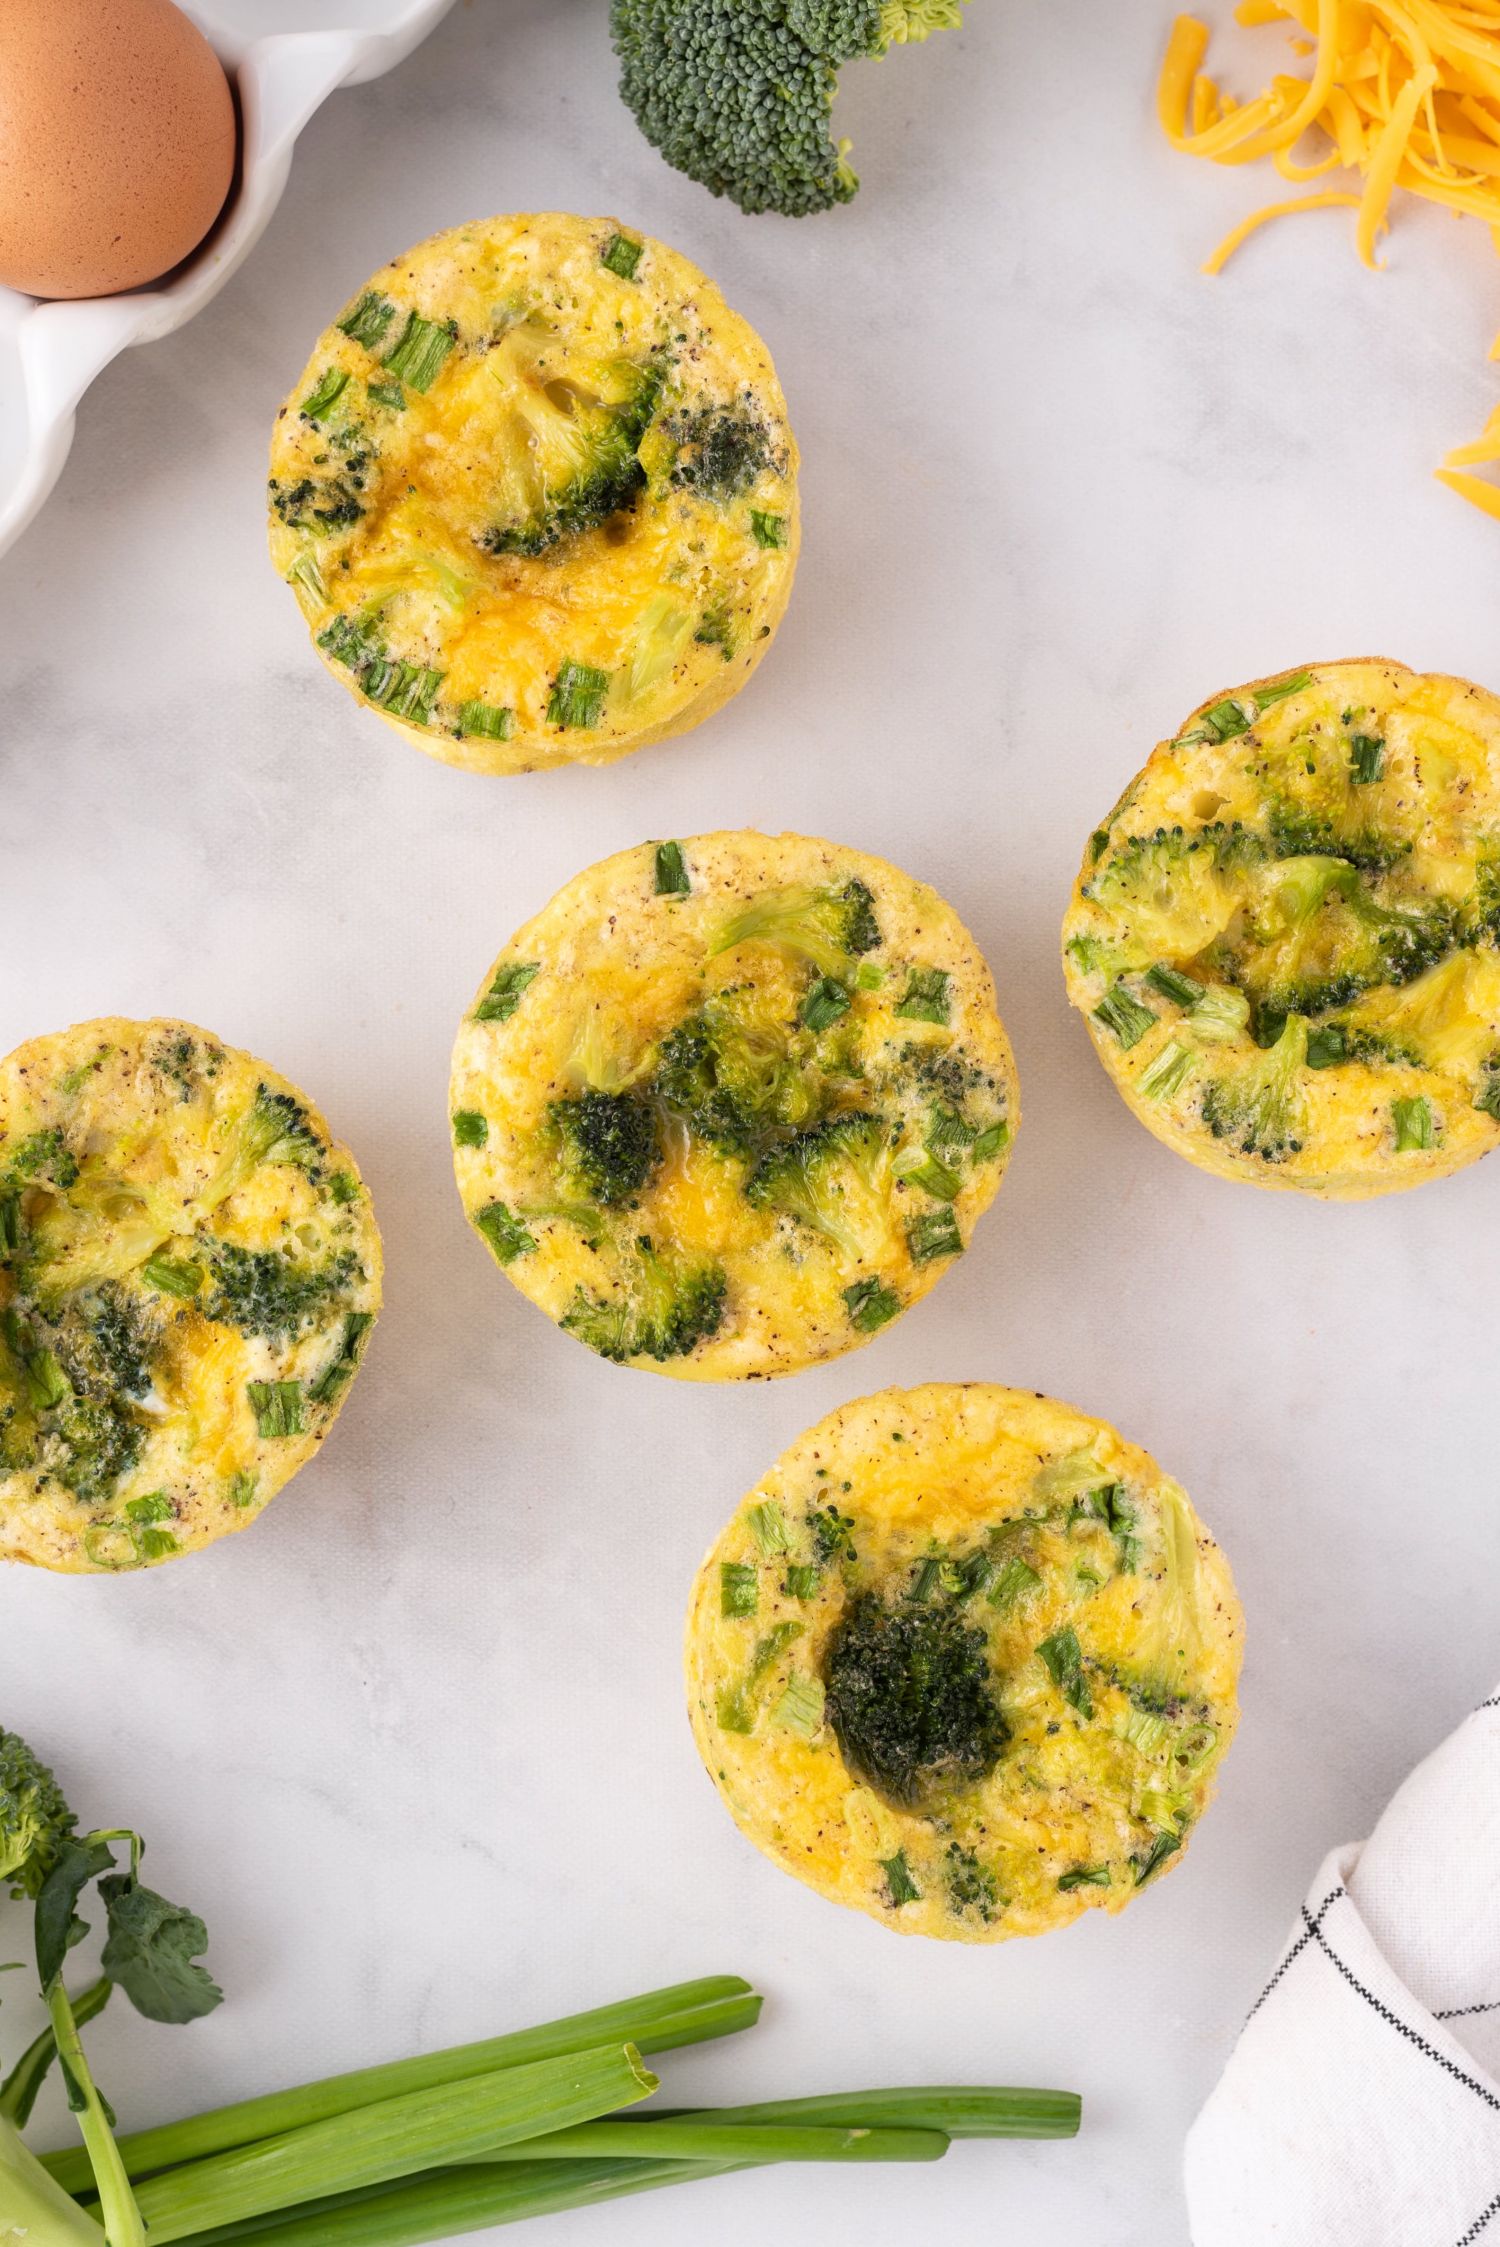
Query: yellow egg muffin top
xmin=1062 ymin=660 xmax=1500 ymax=1198
xmin=268 ymin=213 xmax=798 ymax=775
xmin=0 ymin=1020 xmax=380 ymax=1572
xmin=686 ymin=1385 xmax=1242 ymax=1942
xmin=450 ymin=834 xmax=1017 ymax=1381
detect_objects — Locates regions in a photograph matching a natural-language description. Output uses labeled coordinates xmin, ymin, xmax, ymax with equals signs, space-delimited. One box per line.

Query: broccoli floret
xmin=1200 ymin=1016 xmax=1310 ymax=1163
xmin=0 ymin=1299 xmax=149 ymax=1506
xmin=1231 ymin=856 xmax=1459 ymax=1029
xmin=562 ymin=1235 xmax=726 ymax=1364
xmin=746 ymin=1112 xmax=894 ymax=1261
xmin=0 ymin=1728 xmax=76 ymax=1897
xmin=612 ymin=0 xmax=964 ymax=218
xmin=823 ymin=1590 xmax=1007 ymax=1810
xmin=711 ymin=878 xmax=880 ymax=975
xmin=1086 ymin=824 xmax=1262 ymax=964
xmin=655 ymin=984 xmax=848 ymax=1154
xmin=4 ymin=1127 xmax=79 ymax=1190
xmin=201 ymin=1242 xmax=360 ymax=1343
xmin=665 ymin=402 xmax=774 ymax=498
xmin=480 ymin=356 xmax=666 ymax=556
xmin=548 ymin=1091 xmax=659 ymax=1207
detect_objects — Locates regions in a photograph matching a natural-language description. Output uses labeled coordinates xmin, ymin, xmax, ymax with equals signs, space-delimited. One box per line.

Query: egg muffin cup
xmin=269 ymin=213 xmax=799 ymax=776
xmin=686 ymin=1384 xmax=1242 ymax=1942
xmin=0 ymin=1020 xmax=381 ymax=1572
xmin=1063 ymin=660 xmax=1500 ymax=1198
xmin=451 ymin=833 xmax=1018 ymax=1381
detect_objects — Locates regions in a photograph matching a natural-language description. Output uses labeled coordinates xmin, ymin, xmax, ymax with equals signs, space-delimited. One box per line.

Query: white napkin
xmin=1185 ymin=1689 xmax=1500 ymax=2246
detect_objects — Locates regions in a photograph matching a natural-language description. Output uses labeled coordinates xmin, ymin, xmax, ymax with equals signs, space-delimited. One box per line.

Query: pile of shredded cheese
xmin=1158 ymin=1 xmax=1500 ymax=521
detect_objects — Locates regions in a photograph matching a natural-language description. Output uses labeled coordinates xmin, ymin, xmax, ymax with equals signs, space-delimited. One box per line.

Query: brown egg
xmin=0 ymin=0 xmax=236 ymax=300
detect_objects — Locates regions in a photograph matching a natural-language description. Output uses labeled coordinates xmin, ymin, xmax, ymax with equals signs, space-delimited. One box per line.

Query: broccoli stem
xmin=47 ymin=1977 xmax=146 ymax=2247
xmin=0 ymin=1976 xmax=111 ymax=2128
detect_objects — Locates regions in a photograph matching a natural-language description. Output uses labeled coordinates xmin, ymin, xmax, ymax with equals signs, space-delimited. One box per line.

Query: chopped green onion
xmin=1115 ymin=1708 xmax=1169 ymax=1755
xmin=1393 ymin=1095 xmax=1435 ymax=1151
xmin=894 ymin=1146 xmax=962 ymax=1202
xmin=452 ymin=1111 xmax=488 ymax=1148
xmin=1133 ymin=1831 xmax=1182 ymax=1886
xmin=1093 ymin=983 xmax=1155 ymax=1050
xmin=856 ymin=962 xmax=886 ymax=990
xmin=1037 ymin=1626 xmax=1093 ymax=1718
xmin=457 ymin=701 xmax=512 ymax=742
xmin=1145 ymin=964 xmax=1201 ymax=1007
xmin=1305 ymin=1026 xmax=1346 ymax=1069
xmin=749 ymin=510 xmax=787 ymax=549
xmin=720 ymin=1562 xmax=758 ymax=1619
xmin=907 ymin=1556 xmax=943 ymax=1603
xmin=1188 ymin=987 xmax=1250 ymax=1042
xmin=782 ymin=1563 xmax=820 ymax=1601
xmin=475 ymin=962 xmax=540 ymax=1023
xmin=971 ymin=1121 xmax=1009 ymax=1160
xmin=1255 ymin=669 xmax=1313 ymax=710
xmin=881 ymin=1852 xmax=922 ymax=1906
xmin=228 ymin=1473 xmax=259 ymax=1511
xmin=0 ymin=1192 xmax=20 ymax=1255
xmin=746 ymin=1502 xmax=790 ymax=1558
xmin=771 ymin=1674 xmax=825 ymax=1737
xmin=300 ymin=369 xmax=349 ymax=422
xmin=801 ymin=977 xmax=851 ymax=1033
xmin=654 ymin=841 xmax=690 ymax=897
xmin=601 ymin=233 xmax=643 ymax=279
xmin=1057 ymin=1864 xmax=1111 ymax=1892
xmin=474 ymin=1202 xmax=537 ymax=1265
xmin=248 ymin=1382 xmax=304 ymax=1440
xmin=141 ymin=1252 xmax=203 ymax=1298
xmin=363 ymin=658 xmax=443 ymax=725
xmin=1089 ymin=828 xmax=1110 ymax=863
xmin=309 ymin=1314 xmax=374 ymax=1406
xmin=843 ymin=1278 xmax=902 ymax=1333
xmin=546 ymin=660 xmax=610 ymax=730
xmin=894 ymin=968 xmax=951 ymax=1025
xmin=381 ymin=312 xmax=456 ymax=392
xmin=1349 ymin=733 xmax=1385 ymax=783
xmin=989 ymin=1556 xmax=1040 ymax=1611
xmin=907 ymin=1208 xmax=963 ymax=1264
xmin=925 ymin=1104 xmax=976 ymax=1154
xmin=339 ymin=294 xmax=397 ymax=349
xmin=947 ymin=1550 xmax=995 ymax=1599
xmin=367 ymin=380 xmax=406 ymax=411
xmin=1137 ymin=1041 xmax=1195 ymax=1102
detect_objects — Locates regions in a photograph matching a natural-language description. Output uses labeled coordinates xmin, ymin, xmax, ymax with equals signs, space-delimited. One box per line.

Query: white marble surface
xmin=4 ymin=3 xmax=1500 ymax=2240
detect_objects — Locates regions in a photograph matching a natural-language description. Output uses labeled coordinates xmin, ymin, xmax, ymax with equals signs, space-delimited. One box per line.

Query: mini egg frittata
xmin=686 ymin=1385 xmax=1242 ymax=1942
xmin=450 ymin=834 xmax=1018 ymax=1381
xmin=0 ymin=1020 xmax=381 ymax=1572
xmin=268 ymin=213 xmax=798 ymax=776
xmin=1062 ymin=660 xmax=1500 ymax=1198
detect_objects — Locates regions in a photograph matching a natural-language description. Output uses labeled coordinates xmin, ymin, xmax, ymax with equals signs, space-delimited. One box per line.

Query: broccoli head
xmin=710 ymin=878 xmax=880 ymax=977
xmin=665 ymin=402 xmax=774 ymax=499
xmin=1086 ymin=824 xmax=1261 ymax=965
xmin=612 ymin=0 xmax=964 ymax=217
xmin=480 ymin=355 xmax=666 ymax=556
xmin=562 ymin=1234 xmax=726 ymax=1364
xmin=655 ymin=983 xmax=852 ymax=1155
xmin=823 ymin=1590 xmax=1007 ymax=1810
xmin=201 ymin=1242 xmax=361 ymax=1343
xmin=548 ymin=1090 xmax=659 ymax=1207
xmin=1200 ymin=1015 xmax=1310 ymax=1163
xmin=1231 ymin=856 xmax=1459 ymax=1029
xmin=0 ymin=1728 xmax=77 ymax=1897
xmin=0 ymin=1302 xmax=146 ymax=1506
xmin=746 ymin=1112 xmax=894 ymax=1261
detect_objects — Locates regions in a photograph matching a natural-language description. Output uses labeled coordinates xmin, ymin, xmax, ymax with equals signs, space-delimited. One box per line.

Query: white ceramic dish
xmin=0 ymin=0 xmax=455 ymax=560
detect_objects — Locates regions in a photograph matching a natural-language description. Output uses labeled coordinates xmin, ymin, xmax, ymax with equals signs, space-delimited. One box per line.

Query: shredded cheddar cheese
xmin=1159 ymin=4 xmax=1500 ymax=517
